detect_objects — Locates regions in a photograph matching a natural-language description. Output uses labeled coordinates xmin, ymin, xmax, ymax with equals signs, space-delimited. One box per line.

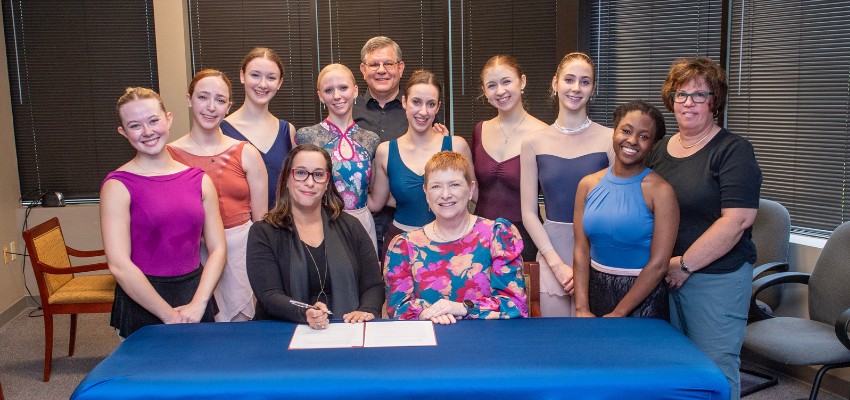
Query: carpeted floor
xmin=0 ymin=308 xmax=844 ymax=400
xmin=0 ymin=310 xmax=119 ymax=400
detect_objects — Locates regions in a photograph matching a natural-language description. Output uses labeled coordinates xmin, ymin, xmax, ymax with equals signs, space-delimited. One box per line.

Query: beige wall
xmin=0 ymin=1 xmax=193 ymax=319
xmin=0 ymin=4 xmax=26 ymax=321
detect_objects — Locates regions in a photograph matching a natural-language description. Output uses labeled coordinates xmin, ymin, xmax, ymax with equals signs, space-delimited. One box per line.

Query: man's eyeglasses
xmin=291 ymin=168 xmax=329 ymax=183
xmin=671 ymin=91 xmax=714 ymax=104
xmin=364 ymin=61 xmax=401 ymax=72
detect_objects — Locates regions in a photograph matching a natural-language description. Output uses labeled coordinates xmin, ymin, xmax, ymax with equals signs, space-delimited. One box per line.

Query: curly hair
xmin=660 ymin=57 xmax=727 ymax=115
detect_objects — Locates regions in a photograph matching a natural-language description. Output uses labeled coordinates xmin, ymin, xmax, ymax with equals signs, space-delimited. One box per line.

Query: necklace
xmin=677 ymin=131 xmax=712 ymax=149
xmin=497 ymin=112 xmax=528 ymax=144
xmin=554 ymin=116 xmax=592 ymax=135
xmin=188 ymin=132 xmax=222 ymax=163
xmin=132 ymin=158 xmax=175 ymax=176
xmin=302 ymin=240 xmax=329 ymax=304
xmin=432 ymin=215 xmax=475 ymax=242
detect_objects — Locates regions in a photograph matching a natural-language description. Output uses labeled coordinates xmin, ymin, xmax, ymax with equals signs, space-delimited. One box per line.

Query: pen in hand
xmin=289 ymin=299 xmax=334 ymax=315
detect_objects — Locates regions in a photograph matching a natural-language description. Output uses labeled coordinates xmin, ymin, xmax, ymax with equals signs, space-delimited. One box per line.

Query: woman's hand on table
xmin=306 ymin=302 xmax=330 ymax=330
xmin=575 ymin=309 xmax=596 ymax=318
xmin=343 ymin=310 xmax=375 ymax=323
xmin=419 ymin=299 xmax=464 ymax=324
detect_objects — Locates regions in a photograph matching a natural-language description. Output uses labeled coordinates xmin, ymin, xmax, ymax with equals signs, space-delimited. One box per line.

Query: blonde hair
xmin=116 ymin=87 xmax=166 ymax=127
xmin=316 ymin=64 xmax=356 ymax=90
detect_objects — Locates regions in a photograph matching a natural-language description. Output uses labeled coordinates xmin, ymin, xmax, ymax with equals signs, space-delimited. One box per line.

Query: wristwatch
xmin=463 ymin=300 xmax=475 ymax=316
xmin=679 ymin=256 xmax=692 ymax=275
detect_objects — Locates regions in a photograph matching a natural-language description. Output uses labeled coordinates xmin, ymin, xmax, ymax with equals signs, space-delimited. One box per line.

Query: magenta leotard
xmin=102 ymin=168 xmax=205 ymax=277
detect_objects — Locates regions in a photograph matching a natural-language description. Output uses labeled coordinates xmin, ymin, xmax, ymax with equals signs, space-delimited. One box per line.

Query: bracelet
xmin=679 ymin=256 xmax=692 ymax=275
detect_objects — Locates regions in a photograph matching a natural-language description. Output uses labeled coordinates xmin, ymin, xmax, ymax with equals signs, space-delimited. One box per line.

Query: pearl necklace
xmin=677 ymin=131 xmax=711 ymax=149
xmin=497 ymin=113 xmax=528 ymax=144
xmin=554 ymin=116 xmax=592 ymax=135
xmin=431 ymin=215 xmax=474 ymax=242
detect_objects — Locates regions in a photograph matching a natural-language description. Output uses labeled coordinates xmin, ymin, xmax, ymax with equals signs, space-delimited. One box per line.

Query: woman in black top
xmin=247 ymin=144 xmax=384 ymax=329
xmin=647 ymin=57 xmax=761 ymax=400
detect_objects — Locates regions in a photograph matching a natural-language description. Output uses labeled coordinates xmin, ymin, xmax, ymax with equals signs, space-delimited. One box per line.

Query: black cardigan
xmin=247 ymin=210 xmax=385 ymax=322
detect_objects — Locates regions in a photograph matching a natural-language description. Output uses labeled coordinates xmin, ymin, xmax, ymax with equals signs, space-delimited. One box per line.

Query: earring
xmin=521 ymin=89 xmax=525 ymax=95
xmin=354 ymin=97 xmax=357 ymax=105
xmin=320 ymin=102 xmax=326 ymax=110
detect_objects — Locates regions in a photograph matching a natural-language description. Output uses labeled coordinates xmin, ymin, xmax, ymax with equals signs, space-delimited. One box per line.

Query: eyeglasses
xmin=291 ymin=168 xmax=329 ymax=183
xmin=364 ymin=61 xmax=401 ymax=72
xmin=671 ymin=91 xmax=714 ymax=104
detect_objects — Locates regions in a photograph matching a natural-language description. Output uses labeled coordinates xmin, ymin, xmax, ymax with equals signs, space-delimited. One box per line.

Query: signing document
xmin=289 ymin=321 xmax=436 ymax=349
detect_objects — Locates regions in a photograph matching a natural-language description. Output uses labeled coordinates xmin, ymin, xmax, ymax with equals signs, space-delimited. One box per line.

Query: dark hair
xmin=660 ymin=56 xmax=727 ymax=115
xmin=549 ymin=52 xmax=596 ymax=103
xmin=240 ymin=47 xmax=284 ymax=77
xmin=264 ymin=144 xmax=344 ymax=229
xmin=189 ymin=69 xmax=233 ymax=101
xmin=480 ymin=54 xmax=528 ymax=110
xmin=612 ymin=100 xmax=667 ymax=143
xmin=404 ymin=70 xmax=442 ymax=102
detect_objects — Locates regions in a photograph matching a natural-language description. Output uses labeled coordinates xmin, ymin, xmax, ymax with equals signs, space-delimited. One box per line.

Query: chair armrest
xmin=35 ymin=260 xmax=110 ymax=275
xmin=837 ymin=308 xmax=850 ymax=351
xmin=752 ymin=262 xmax=789 ymax=280
xmin=66 ymin=246 xmax=106 ymax=258
xmin=750 ymin=272 xmax=810 ymax=321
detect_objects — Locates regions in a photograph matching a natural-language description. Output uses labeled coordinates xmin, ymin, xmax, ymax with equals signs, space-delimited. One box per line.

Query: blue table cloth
xmin=71 ymin=318 xmax=729 ymax=400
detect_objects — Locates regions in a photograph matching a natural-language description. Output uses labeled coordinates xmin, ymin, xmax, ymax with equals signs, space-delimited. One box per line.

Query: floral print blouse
xmin=295 ymin=120 xmax=380 ymax=210
xmin=384 ymin=217 xmax=528 ymax=320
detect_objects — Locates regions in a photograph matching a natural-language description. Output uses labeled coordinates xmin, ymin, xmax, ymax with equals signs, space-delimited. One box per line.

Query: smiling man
xmin=354 ymin=36 xmax=408 ymax=142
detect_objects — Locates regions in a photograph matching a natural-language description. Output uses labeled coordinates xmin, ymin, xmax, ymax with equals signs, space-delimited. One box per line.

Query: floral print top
xmin=295 ymin=120 xmax=380 ymax=210
xmin=384 ymin=217 xmax=528 ymax=320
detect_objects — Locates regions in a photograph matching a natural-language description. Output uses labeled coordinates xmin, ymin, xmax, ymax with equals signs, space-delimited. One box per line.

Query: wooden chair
xmin=22 ymin=217 xmax=116 ymax=382
xmin=522 ymin=261 xmax=541 ymax=317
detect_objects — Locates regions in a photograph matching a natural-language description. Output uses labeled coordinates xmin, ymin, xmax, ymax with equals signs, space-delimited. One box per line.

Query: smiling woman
xmin=384 ymin=151 xmax=528 ymax=325
xmin=167 ymin=69 xmax=269 ymax=323
xmin=295 ymin=64 xmax=381 ymax=252
xmin=246 ymin=144 xmax=385 ymax=328
xmin=368 ymin=70 xmax=475 ymax=261
xmin=572 ymin=100 xmax=677 ymax=320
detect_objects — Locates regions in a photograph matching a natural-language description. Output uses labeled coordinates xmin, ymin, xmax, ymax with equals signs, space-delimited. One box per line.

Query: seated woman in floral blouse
xmin=384 ymin=151 xmax=527 ymax=324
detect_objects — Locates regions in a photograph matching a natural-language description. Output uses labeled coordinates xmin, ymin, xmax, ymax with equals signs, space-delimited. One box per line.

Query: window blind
xmin=727 ymin=0 xmax=850 ymax=235
xmin=448 ymin=0 xmax=558 ymax=139
xmin=3 ymin=1 xmax=158 ymax=200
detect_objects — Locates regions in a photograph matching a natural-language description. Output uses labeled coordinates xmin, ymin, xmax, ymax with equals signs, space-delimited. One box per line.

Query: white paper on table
xmin=288 ymin=322 xmax=365 ymax=349
xmin=363 ymin=320 xmax=437 ymax=348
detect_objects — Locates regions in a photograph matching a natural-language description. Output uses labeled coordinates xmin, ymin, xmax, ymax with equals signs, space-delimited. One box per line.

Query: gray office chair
xmin=744 ymin=221 xmax=850 ymax=400
xmin=741 ymin=199 xmax=791 ymax=396
xmin=750 ymin=198 xmax=791 ymax=313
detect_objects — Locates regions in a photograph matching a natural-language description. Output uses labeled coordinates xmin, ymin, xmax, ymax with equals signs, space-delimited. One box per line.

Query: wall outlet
xmin=9 ymin=242 xmax=16 ymax=261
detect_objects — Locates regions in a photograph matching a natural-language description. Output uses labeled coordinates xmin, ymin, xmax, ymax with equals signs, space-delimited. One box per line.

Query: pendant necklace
xmin=303 ymin=240 xmax=329 ymax=304
xmin=554 ymin=116 xmax=592 ymax=135
xmin=497 ymin=112 xmax=528 ymax=144
xmin=677 ymin=131 xmax=711 ymax=149
xmin=189 ymin=132 xmax=222 ymax=163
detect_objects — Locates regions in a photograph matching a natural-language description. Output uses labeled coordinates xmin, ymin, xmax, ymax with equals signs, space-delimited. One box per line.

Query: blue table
xmin=71 ymin=318 xmax=728 ymax=400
